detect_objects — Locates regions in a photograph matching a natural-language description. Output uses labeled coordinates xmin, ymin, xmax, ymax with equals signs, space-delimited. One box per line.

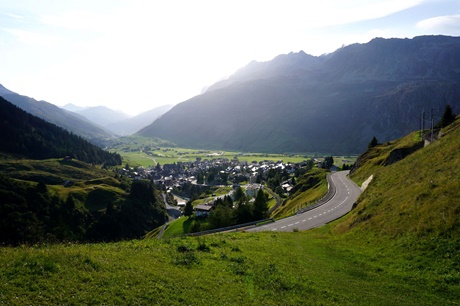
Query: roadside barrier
xmin=295 ymin=173 xmax=336 ymax=215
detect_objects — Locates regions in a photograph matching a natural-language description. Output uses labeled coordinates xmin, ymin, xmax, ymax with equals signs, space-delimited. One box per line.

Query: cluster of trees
xmin=184 ymin=188 xmax=269 ymax=233
xmin=265 ymin=168 xmax=290 ymax=196
xmin=0 ymin=97 xmax=121 ymax=166
xmin=321 ymin=156 xmax=334 ymax=169
xmin=0 ymin=175 xmax=167 ymax=244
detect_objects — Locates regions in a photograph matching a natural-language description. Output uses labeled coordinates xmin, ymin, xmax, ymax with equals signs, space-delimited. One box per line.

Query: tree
xmin=234 ymin=186 xmax=245 ymax=202
xmin=253 ymin=189 xmax=269 ymax=220
xmin=323 ymin=156 xmax=334 ymax=169
xmin=368 ymin=136 xmax=379 ymax=149
xmin=437 ymin=104 xmax=456 ymax=128
xmin=233 ymin=199 xmax=253 ymax=224
xmin=184 ymin=200 xmax=194 ymax=217
xmin=197 ymin=171 xmax=204 ymax=185
xmin=208 ymin=205 xmax=233 ymax=229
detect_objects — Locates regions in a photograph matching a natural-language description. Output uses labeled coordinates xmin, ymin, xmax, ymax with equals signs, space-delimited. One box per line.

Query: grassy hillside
xmin=271 ymin=167 xmax=328 ymax=219
xmin=0 ymin=156 xmax=167 ymax=243
xmin=1 ymin=227 xmax=457 ymax=305
xmin=343 ymin=118 xmax=460 ymax=240
xmin=0 ymin=158 xmax=117 ymax=185
xmin=349 ymin=131 xmax=423 ymax=186
xmin=1 ymin=119 xmax=459 ymax=304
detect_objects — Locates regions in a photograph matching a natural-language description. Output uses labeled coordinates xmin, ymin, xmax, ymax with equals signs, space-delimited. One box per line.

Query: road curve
xmin=248 ymin=170 xmax=362 ymax=232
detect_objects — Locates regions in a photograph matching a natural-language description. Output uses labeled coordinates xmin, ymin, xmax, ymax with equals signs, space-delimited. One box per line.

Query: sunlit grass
xmin=1 ymin=228 xmax=457 ymax=305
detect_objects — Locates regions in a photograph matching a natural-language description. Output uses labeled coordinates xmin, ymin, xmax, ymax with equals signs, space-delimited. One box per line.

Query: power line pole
xmin=420 ymin=111 xmax=425 ymax=138
xmin=430 ymin=108 xmax=434 ymax=142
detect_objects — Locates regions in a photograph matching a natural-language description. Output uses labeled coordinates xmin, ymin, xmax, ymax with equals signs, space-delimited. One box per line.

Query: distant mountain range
xmin=63 ymin=103 xmax=173 ymax=135
xmin=62 ymin=104 xmax=130 ymax=128
xmin=0 ymin=85 xmax=173 ymax=144
xmin=104 ymin=104 xmax=173 ymax=135
xmin=0 ymin=85 xmax=113 ymax=146
xmin=138 ymin=35 xmax=460 ymax=154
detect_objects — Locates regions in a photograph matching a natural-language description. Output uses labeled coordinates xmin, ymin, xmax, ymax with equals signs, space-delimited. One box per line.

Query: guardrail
xmin=295 ymin=173 xmax=336 ymax=215
xmin=166 ymin=218 xmax=276 ymax=238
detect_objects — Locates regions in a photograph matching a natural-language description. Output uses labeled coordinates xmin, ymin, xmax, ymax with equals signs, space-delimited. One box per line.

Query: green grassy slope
xmin=1 ymin=229 xmax=457 ymax=305
xmin=344 ymin=118 xmax=460 ymax=239
xmin=0 ymin=158 xmax=127 ymax=213
xmin=350 ymin=131 xmax=424 ymax=186
xmin=271 ymin=167 xmax=328 ymax=219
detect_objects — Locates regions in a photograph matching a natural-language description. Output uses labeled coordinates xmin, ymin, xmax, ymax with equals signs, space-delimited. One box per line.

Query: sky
xmin=1 ymin=0 xmax=460 ymax=116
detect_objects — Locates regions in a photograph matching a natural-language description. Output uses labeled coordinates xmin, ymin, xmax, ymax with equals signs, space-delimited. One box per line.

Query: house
xmin=281 ymin=183 xmax=293 ymax=193
xmin=195 ymin=204 xmax=214 ymax=217
xmin=250 ymin=173 xmax=259 ymax=184
xmin=245 ymin=184 xmax=262 ymax=197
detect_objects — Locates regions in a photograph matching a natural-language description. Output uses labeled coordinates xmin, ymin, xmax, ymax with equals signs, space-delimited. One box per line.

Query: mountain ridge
xmin=138 ymin=35 xmax=460 ymax=154
xmin=0 ymin=85 xmax=113 ymax=146
xmin=0 ymin=96 xmax=121 ymax=165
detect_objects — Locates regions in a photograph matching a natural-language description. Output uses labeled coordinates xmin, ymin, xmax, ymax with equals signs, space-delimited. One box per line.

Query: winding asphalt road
xmin=248 ymin=171 xmax=362 ymax=232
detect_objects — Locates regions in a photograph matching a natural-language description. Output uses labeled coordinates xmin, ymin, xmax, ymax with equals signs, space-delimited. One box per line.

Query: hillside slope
xmin=139 ymin=35 xmax=460 ymax=154
xmin=0 ymin=96 xmax=121 ymax=166
xmin=343 ymin=116 xmax=460 ymax=239
xmin=0 ymin=84 xmax=113 ymax=146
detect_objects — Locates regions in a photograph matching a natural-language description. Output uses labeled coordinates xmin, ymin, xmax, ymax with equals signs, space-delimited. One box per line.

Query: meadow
xmin=1 ymin=224 xmax=457 ymax=305
xmin=109 ymin=135 xmax=356 ymax=167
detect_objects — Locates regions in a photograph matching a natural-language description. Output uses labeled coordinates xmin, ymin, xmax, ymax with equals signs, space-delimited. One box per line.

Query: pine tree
xmin=184 ymin=200 xmax=194 ymax=217
xmin=368 ymin=136 xmax=379 ymax=149
xmin=253 ymin=189 xmax=269 ymax=220
xmin=437 ymin=104 xmax=456 ymax=128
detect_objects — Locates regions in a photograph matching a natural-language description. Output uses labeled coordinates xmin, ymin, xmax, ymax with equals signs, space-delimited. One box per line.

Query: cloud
xmin=4 ymin=28 xmax=63 ymax=46
xmin=39 ymin=10 xmax=109 ymax=31
xmin=416 ymin=14 xmax=460 ymax=35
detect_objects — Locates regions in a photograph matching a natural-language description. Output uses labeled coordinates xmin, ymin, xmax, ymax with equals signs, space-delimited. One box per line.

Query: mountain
xmin=138 ymin=35 xmax=460 ymax=154
xmin=62 ymin=103 xmax=89 ymax=112
xmin=105 ymin=104 xmax=173 ymax=135
xmin=0 ymin=96 xmax=122 ymax=165
xmin=0 ymin=85 xmax=113 ymax=146
xmin=74 ymin=106 xmax=131 ymax=127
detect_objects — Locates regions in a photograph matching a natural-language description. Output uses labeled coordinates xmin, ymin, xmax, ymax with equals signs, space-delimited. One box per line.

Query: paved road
xmin=162 ymin=194 xmax=182 ymax=220
xmin=248 ymin=171 xmax=362 ymax=232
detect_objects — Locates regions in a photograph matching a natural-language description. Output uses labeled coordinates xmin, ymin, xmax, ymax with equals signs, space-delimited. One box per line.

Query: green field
xmin=110 ymin=135 xmax=356 ymax=167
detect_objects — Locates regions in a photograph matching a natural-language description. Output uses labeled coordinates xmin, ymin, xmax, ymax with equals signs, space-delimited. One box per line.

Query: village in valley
xmin=116 ymin=151 xmax=353 ymax=218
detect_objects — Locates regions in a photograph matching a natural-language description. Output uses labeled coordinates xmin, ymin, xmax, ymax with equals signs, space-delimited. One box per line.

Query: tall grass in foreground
xmin=1 ymin=228 xmax=458 ymax=305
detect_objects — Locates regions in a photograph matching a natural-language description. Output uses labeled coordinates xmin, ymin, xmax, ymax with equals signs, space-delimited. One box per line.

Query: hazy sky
xmin=1 ymin=0 xmax=459 ymax=115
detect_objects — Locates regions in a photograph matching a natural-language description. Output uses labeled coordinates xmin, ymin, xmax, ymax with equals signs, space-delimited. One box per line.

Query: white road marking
xmin=295 ymin=222 xmax=299 ymax=225
xmin=281 ymin=226 xmax=286 ymax=229
xmin=302 ymin=219 xmax=306 ymax=222
xmin=308 ymin=217 xmax=312 ymax=220
xmin=288 ymin=224 xmax=294 ymax=227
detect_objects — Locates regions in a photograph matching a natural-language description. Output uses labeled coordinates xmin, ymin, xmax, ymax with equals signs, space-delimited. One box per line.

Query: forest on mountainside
xmin=0 ymin=96 xmax=122 ymax=166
